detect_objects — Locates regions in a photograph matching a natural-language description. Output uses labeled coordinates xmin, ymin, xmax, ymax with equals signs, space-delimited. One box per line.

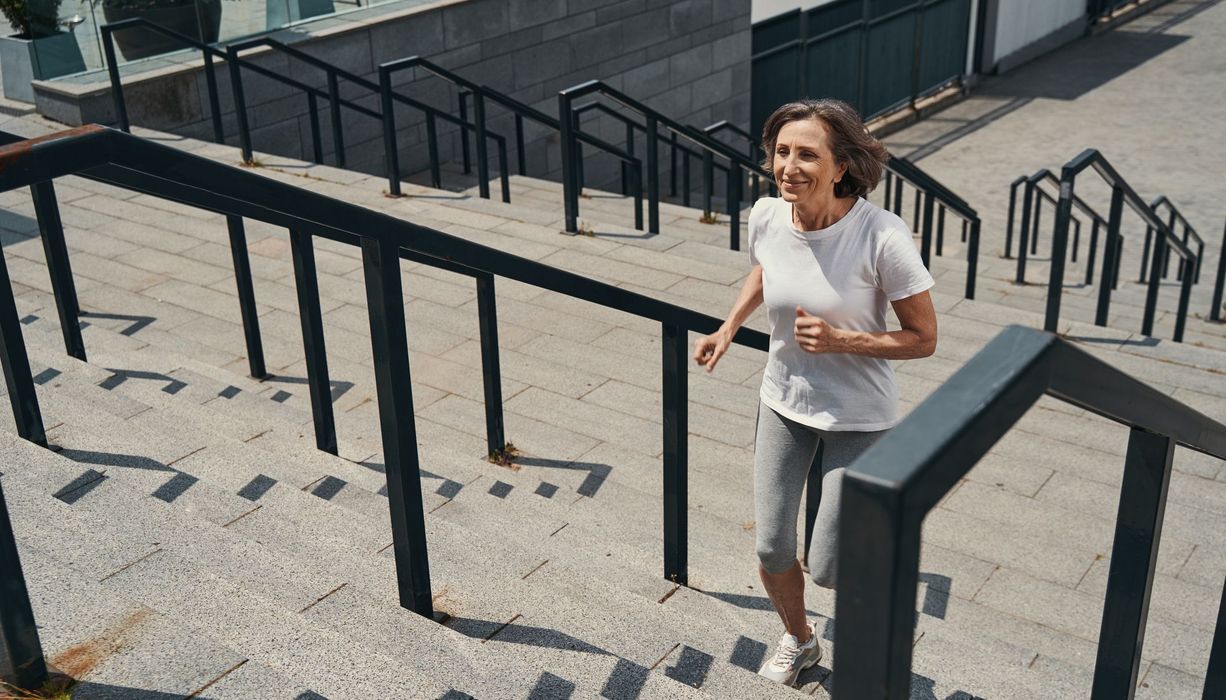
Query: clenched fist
xmin=693 ymin=328 xmax=732 ymax=372
xmin=794 ymin=307 xmax=844 ymax=353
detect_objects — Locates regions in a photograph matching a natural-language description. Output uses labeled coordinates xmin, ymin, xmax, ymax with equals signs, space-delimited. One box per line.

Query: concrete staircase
xmin=0 ymin=113 xmax=1222 ymax=699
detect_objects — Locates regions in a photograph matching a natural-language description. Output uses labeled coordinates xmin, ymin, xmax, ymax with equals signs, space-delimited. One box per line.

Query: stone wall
xmin=40 ymin=0 xmax=752 ymax=195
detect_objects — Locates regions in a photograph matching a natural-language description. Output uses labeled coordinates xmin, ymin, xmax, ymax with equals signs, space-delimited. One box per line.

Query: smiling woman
xmin=692 ymin=98 xmax=938 ymax=688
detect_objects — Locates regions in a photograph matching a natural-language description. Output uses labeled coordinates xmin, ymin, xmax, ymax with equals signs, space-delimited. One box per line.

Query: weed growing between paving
xmin=699 ymin=211 xmax=718 ymax=224
xmin=0 ymin=676 xmax=74 ymax=700
xmin=488 ymin=441 xmax=521 ymax=470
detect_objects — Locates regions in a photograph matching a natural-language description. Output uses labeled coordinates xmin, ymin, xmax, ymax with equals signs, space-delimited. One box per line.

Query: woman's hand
xmin=693 ymin=328 xmax=733 ymax=372
xmin=794 ymin=307 xmax=846 ymax=353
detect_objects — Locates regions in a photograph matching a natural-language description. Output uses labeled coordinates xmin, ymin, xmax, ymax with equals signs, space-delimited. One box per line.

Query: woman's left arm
xmin=793 ymin=291 xmax=938 ymax=359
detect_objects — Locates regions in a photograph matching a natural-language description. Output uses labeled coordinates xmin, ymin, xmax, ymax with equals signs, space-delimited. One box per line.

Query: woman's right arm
xmin=693 ymin=265 xmax=764 ymax=372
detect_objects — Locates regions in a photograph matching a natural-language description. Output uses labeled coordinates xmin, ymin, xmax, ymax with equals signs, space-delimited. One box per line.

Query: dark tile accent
xmin=53 ymin=469 xmax=107 ymax=504
xmin=161 ymin=380 xmax=186 ymax=395
xmin=97 ymin=368 xmax=186 ymax=394
xmin=271 ymin=390 xmax=292 ymax=403
xmin=19 ymin=314 xmax=36 ymax=325
xmin=528 ymin=672 xmax=574 ymax=700
xmin=488 ymin=480 xmax=513 ymax=499
xmin=663 ymin=645 xmax=713 ymax=688
xmin=152 ymin=472 xmax=199 ymax=503
xmin=534 ymin=481 xmax=559 ymax=498
xmin=237 ymin=474 xmax=277 ymax=501
xmin=436 ymin=479 xmax=463 ymax=499
xmin=32 ymin=368 xmax=61 ymax=385
xmin=79 ymin=321 xmax=90 ymax=330
xmin=294 ymin=692 xmax=329 ymax=700
xmin=377 ymin=484 xmax=388 ymax=497
xmin=576 ymin=463 xmax=611 ymax=498
xmin=728 ymin=636 xmax=767 ymax=672
xmin=218 ymin=385 xmax=241 ymax=399
xmin=311 ymin=475 xmax=347 ymax=501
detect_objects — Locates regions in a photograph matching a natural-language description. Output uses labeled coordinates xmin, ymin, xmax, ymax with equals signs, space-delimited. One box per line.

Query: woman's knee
xmin=807 ymin=547 xmax=837 ymax=588
xmin=756 ymin=538 xmax=798 ymax=574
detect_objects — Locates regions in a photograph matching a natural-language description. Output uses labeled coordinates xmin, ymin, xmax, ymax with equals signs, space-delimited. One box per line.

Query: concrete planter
xmin=103 ymin=0 xmax=222 ymax=60
xmin=0 ymin=32 xmax=87 ymax=103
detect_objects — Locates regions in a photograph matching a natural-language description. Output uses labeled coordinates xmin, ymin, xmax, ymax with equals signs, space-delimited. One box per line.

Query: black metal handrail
xmin=376 ymin=56 xmax=638 ymax=212
xmin=1212 ymin=218 xmax=1225 ymax=323
xmin=0 ymin=128 xmax=770 ymax=692
xmin=1045 ymin=149 xmax=1196 ymax=341
xmin=699 ymin=120 xmax=768 ymax=215
xmin=225 ymin=38 xmax=511 ymax=203
xmin=558 ymin=80 xmax=766 ymax=250
xmin=1009 ymin=168 xmax=1109 ymax=287
xmin=881 ymin=156 xmax=981 ymax=299
xmin=835 ymin=324 xmax=1226 ymax=699
xmin=1146 ymin=195 xmax=1205 ymax=285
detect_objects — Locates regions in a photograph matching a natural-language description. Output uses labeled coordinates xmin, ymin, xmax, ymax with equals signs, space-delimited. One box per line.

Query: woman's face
xmin=771 ymin=117 xmax=848 ymax=205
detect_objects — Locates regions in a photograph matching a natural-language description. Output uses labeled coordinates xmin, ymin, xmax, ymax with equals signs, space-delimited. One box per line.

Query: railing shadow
xmin=510 ymin=456 xmax=610 ymax=498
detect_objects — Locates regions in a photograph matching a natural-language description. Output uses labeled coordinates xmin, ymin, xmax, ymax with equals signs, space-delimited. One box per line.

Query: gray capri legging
xmin=754 ymin=401 xmax=887 ymax=588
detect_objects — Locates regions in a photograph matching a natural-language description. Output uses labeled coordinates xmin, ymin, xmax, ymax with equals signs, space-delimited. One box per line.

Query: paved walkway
xmin=886 ymin=0 xmax=1226 ymax=254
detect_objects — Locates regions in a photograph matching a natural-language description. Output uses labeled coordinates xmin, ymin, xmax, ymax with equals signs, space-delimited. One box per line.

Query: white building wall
xmin=992 ymin=0 xmax=1087 ymax=63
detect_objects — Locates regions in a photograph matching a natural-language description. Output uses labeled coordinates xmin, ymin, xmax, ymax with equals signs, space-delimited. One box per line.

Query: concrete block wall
xmin=41 ymin=0 xmax=752 ymax=194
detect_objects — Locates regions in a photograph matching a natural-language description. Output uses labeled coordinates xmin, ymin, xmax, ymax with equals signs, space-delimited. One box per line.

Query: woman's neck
xmin=792 ymin=196 xmax=856 ymax=231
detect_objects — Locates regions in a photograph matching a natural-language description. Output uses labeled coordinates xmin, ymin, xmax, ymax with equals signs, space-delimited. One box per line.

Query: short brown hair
xmin=760 ymin=99 xmax=888 ymax=199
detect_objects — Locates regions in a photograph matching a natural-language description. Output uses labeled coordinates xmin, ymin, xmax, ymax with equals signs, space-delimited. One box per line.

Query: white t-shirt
xmin=747 ymin=196 xmax=934 ymax=431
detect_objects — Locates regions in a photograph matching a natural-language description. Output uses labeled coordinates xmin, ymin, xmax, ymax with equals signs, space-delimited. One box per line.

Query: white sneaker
xmin=757 ymin=621 xmax=822 ymax=686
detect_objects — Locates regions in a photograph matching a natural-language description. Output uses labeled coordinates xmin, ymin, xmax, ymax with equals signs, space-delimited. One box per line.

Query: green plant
xmin=0 ymin=0 xmax=62 ymax=38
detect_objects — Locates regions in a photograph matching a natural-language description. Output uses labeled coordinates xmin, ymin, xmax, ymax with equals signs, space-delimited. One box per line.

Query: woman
xmin=693 ymin=99 xmax=937 ymax=687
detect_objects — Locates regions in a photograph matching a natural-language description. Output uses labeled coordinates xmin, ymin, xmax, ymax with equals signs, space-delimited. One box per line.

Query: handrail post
xmin=681 ymin=152 xmax=691 ymax=207
xmin=226 ymin=217 xmax=267 ymax=379
xmin=661 ymin=322 xmax=688 ymax=585
xmin=379 ymin=68 xmax=401 ymax=197
xmin=727 ymin=166 xmax=742 ymax=251
xmin=228 ymin=47 xmax=254 ymax=164
xmin=834 ymin=476 xmax=921 ymax=700
xmin=621 ymin=121 xmax=633 ymax=195
xmin=1045 ymin=175 xmax=1076 ymax=333
xmin=558 ymin=93 xmax=579 ymax=234
xmin=327 ymin=72 xmax=346 ymax=169
xmin=1096 ymin=186 xmax=1125 ymax=327
xmin=1016 ymin=181 xmax=1034 ymax=284
xmin=288 ymin=229 xmax=338 ymax=455
xmin=702 ymin=150 xmax=714 ymax=216
xmin=515 ymin=114 xmax=527 ymax=176
xmin=1004 ymin=178 xmax=1021 ymax=258
xmin=0 ymin=480 xmax=48 ymax=692
xmin=646 ymin=117 xmax=659 ymax=234
xmin=892 ymin=176 xmax=903 ymax=214
xmin=496 ymin=136 xmax=511 ymax=204
xmin=101 ymin=26 xmax=129 ymax=132
xmin=1205 ymin=577 xmax=1226 ymax=700
xmin=1175 ymin=261 xmax=1193 ymax=343
xmin=1195 ymin=239 xmax=1204 ymax=285
xmin=935 ymin=205 xmax=945 ymax=257
xmin=1086 ymin=220 xmax=1100 ymax=287
xmin=1142 ymin=236 xmax=1165 ymax=338
xmin=1071 ymin=217 xmax=1081 ymax=263
xmin=0 ymin=247 xmax=46 ymax=447
xmin=474 ymin=93 xmax=491 ymax=200
xmin=360 ymin=234 xmax=435 ymax=618
xmin=919 ymin=192 xmax=934 ymax=269
xmin=1091 ymin=427 xmax=1173 ymax=699
xmin=884 ymin=172 xmax=893 ymax=215
xmin=476 ymin=274 xmax=505 ymax=456
xmin=202 ymin=51 xmax=224 ymax=144
xmin=307 ymin=94 xmax=324 ymax=164
xmin=1162 ymin=211 xmax=1176 ymax=279
xmin=30 ymin=182 xmax=85 ymax=362
xmin=1031 ymin=194 xmax=1042 ymax=256
xmin=458 ymin=91 xmax=472 ymax=175
xmin=965 ymin=218 xmax=980 ymax=300
xmin=632 ymin=160 xmax=644 ymax=231
xmin=1140 ymin=226 xmax=1153 ymax=283
xmin=1211 ymin=219 xmax=1226 ymax=322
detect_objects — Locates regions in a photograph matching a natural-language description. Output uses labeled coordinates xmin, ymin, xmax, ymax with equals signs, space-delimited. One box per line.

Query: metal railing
xmin=226 ymin=38 xmax=511 ymax=202
xmin=377 ymin=56 xmax=641 ymax=214
xmin=834 ymin=324 xmax=1226 ymax=699
xmin=1144 ymin=196 xmax=1205 ymax=285
xmin=882 ymin=156 xmax=982 ymax=300
xmin=1043 ymin=150 xmax=1197 ymax=341
xmin=0 ymin=126 xmax=770 ymax=690
xmin=557 ymin=80 xmax=764 ymax=250
xmin=1007 ymin=168 xmax=1112 ymax=287
xmin=101 ymin=21 xmax=510 ymax=202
